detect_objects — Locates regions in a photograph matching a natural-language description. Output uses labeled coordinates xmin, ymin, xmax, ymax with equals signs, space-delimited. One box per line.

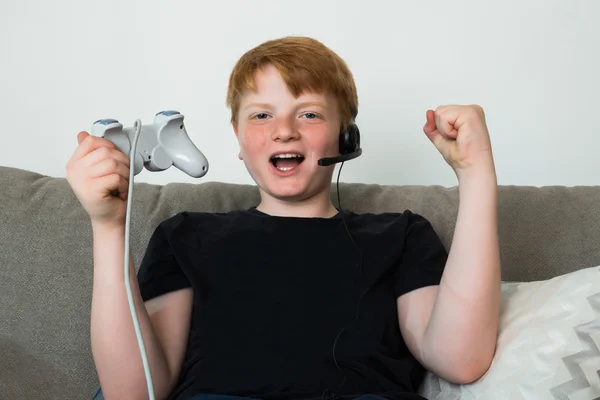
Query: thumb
xmin=422 ymin=110 xmax=438 ymax=141
xmin=423 ymin=110 xmax=450 ymax=157
xmin=423 ymin=110 xmax=444 ymax=147
xmin=77 ymin=131 xmax=89 ymax=144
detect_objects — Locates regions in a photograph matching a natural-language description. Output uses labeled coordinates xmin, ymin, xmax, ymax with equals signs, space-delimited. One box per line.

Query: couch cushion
xmin=1 ymin=165 xmax=600 ymax=399
xmin=418 ymin=265 xmax=600 ymax=399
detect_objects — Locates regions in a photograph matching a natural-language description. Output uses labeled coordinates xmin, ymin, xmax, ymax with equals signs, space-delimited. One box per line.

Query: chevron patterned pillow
xmin=418 ymin=265 xmax=600 ymax=400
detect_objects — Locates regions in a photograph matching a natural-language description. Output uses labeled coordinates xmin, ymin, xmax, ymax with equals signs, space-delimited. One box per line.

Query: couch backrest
xmin=1 ymin=165 xmax=600 ymax=398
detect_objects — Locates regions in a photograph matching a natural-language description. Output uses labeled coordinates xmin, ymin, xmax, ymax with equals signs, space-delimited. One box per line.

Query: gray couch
xmin=2 ymin=165 xmax=600 ymax=399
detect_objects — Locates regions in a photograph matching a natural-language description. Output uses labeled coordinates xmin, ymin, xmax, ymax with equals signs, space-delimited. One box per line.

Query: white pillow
xmin=418 ymin=265 xmax=600 ymax=400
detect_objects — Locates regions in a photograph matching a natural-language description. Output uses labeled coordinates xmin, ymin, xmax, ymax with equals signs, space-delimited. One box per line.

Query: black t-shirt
xmin=137 ymin=207 xmax=447 ymax=400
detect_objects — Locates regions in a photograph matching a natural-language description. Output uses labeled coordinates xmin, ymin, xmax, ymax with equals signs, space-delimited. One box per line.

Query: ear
xmin=232 ymin=122 xmax=243 ymax=160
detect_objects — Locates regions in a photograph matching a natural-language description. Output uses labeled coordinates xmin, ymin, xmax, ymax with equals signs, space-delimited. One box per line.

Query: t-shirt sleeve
xmin=136 ymin=214 xmax=192 ymax=302
xmin=394 ymin=211 xmax=448 ymax=298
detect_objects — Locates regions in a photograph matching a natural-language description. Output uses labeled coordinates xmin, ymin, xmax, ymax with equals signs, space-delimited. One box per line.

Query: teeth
xmin=277 ymin=167 xmax=294 ymax=171
xmin=273 ymin=154 xmax=303 ymax=159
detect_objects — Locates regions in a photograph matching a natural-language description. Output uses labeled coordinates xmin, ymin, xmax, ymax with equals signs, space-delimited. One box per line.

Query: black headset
xmin=318 ymin=122 xmax=362 ymax=166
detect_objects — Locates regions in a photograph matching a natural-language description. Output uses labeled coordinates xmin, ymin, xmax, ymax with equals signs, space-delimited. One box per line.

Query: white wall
xmin=1 ymin=0 xmax=598 ymax=187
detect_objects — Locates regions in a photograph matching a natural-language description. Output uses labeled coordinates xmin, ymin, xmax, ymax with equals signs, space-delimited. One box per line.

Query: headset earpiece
xmin=339 ymin=123 xmax=360 ymax=155
xmin=317 ymin=123 xmax=362 ymax=166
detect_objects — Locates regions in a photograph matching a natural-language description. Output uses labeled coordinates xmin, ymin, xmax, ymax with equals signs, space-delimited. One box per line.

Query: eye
xmin=302 ymin=112 xmax=318 ymax=119
xmin=254 ymin=113 xmax=269 ymax=120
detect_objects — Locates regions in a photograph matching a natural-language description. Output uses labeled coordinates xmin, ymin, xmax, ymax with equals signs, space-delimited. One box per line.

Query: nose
xmin=271 ymin=117 xmax=299 ymax=142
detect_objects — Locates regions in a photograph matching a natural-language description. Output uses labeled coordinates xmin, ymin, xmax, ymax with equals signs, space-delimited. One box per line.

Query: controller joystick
xmin=91 ymin=111 xmax=209 ymax=178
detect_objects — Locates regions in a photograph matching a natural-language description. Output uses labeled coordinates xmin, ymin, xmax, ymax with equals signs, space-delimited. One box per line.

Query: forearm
xmin=90 ymin=223 xmax=173 ymax=399
xmin=423 ymin=168 xmax=501 ymax=382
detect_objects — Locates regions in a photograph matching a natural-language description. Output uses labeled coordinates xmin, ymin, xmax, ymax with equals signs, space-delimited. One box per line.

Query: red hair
xmin=226 ymin=36 xmax=358 ymax=131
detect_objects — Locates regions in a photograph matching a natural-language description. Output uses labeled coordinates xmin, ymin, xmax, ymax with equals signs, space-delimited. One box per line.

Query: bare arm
xmin=91 ymin=223 xmax=193 ymax=400
xmin=398 ymin=169 xmax=500 ymax=384
xmin=397 ymin=105 xmax=501 ymax=384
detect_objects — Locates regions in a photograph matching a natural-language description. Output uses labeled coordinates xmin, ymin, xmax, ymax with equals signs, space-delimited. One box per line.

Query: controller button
xmin=156 ymin=110 xmax=180 ymax=117
xmin=93 ymin=119 xmax=119 ymax=125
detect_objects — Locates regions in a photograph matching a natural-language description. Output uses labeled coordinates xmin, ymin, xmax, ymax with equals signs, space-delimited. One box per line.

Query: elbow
xmin=425 ymin=340 xmax=498 ymax=385
xmin=448 ymin=356 xmax=494 ymax=385
xmin=450 ymin=365 xmax=486 ymax=385
xmin=447 ymin=333 xmax=498 ymax=385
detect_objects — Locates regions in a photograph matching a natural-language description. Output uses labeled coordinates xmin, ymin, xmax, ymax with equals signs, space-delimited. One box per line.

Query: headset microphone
xmin=317 ymin=123 xmax=362 ymax=167
xmin=317 ymin=149 xmax=362 ymax=166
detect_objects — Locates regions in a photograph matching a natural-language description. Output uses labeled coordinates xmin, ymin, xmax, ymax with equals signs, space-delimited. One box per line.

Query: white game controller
xmin=91 ymin=110 xmax=209 ymax=178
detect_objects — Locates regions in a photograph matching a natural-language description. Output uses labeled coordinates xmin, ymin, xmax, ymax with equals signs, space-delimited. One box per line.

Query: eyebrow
xmin=296 ymin=101 xmax=328 ymax=109
xmin=243 ymin=102 xmax=274 ymax=111
xmin=243 ymin=101 xmax=328 ymax=111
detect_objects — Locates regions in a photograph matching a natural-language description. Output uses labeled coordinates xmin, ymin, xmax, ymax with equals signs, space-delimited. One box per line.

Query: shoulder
xmin=153 ymin=208 xmax=256 ymax=236
xmin=342 ymin=210 xmax=444 ymax=255
xmin=343 ymin=209 xmax=431 ymax=233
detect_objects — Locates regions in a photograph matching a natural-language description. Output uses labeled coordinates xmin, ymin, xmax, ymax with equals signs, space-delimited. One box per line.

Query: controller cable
xmin=121 ymin=119 xmax=156 ymax=400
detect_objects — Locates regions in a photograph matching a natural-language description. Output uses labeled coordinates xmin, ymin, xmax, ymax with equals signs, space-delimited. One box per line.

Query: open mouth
xmin=270 ymin=153 xmax=305 ymax=172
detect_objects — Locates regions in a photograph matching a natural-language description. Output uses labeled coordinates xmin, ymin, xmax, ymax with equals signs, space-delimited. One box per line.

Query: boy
xmin=66 ymin=36 xmax=500 ymax=400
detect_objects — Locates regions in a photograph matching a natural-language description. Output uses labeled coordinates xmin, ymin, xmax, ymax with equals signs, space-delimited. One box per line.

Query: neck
xmin=256 ymin=189 xmax=339 ymax=218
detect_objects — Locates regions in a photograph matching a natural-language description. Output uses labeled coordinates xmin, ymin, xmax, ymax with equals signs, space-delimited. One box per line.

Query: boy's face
xmin=233 ymin=64 xmax=341 ymax=202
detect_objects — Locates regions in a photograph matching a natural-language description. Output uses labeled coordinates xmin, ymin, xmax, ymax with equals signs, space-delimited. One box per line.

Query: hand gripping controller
xmin=90 ymin=111 xmax=208 ymax=400
xmin=91 ymin=110 xmax=209 ymax=178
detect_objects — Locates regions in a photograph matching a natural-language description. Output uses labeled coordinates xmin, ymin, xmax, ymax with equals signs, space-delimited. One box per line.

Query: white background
xmin=1 ymin=0 xmax=598 ymax=187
